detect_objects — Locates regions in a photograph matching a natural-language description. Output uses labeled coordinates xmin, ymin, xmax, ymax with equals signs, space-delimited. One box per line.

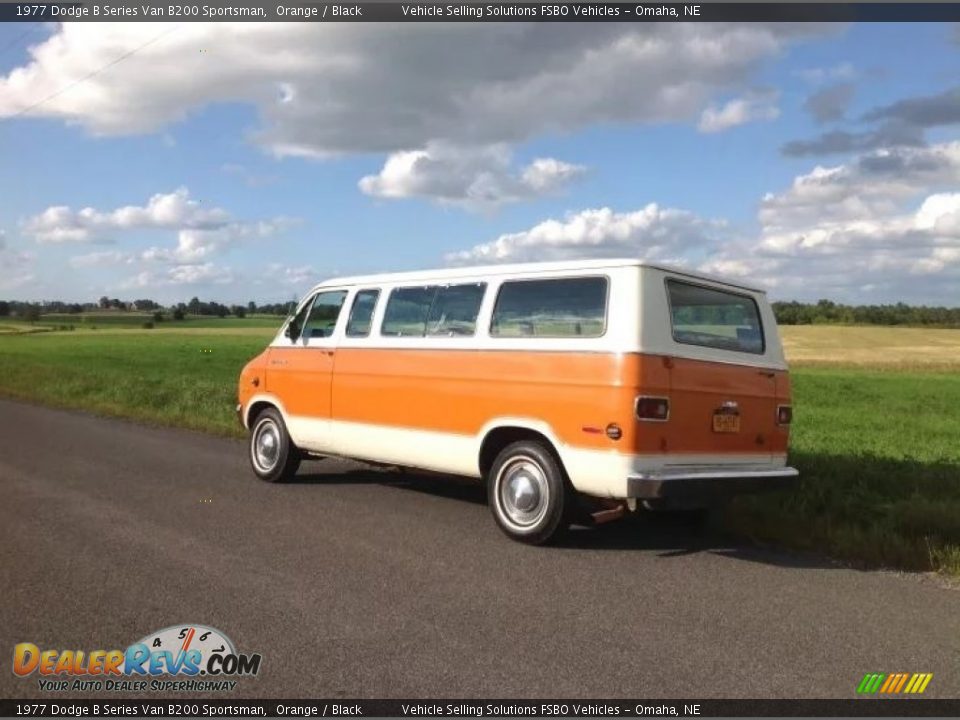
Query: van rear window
xmin=666 ymin=279 xmax=764 ymax=354
xmin=491 ymin=277 xmax=607 ymax=338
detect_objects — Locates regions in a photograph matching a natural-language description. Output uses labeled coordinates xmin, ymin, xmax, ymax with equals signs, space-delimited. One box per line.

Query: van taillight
xmin=636 ymin=396 xmax=670 ymax=422
xmin=777 ymin=405 xmax=793 ymax=425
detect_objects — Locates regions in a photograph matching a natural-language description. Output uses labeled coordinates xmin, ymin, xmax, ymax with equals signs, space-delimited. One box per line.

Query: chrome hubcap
xmin=498 ymin=457 xmax=548 ymax=528
xmin=253 ymin=421 xmax=280 ymax=472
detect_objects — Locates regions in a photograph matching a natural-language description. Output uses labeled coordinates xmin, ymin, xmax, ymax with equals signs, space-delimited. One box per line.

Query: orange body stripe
xmin=243 ymin=348 xmax=791 ymax=456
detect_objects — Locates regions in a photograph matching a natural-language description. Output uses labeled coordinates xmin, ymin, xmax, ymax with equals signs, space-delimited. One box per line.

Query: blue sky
xmin=1 ymin=21 xmax=958 ymax=304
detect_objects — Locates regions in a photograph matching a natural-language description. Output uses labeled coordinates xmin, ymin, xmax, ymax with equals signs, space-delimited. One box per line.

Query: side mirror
xmin=284 ymin=320 xmax=300 ymax=342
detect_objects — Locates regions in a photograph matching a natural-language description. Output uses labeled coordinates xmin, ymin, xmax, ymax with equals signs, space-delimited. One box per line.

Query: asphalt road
xmin=1 ymin=398 xmax=958 ymax=700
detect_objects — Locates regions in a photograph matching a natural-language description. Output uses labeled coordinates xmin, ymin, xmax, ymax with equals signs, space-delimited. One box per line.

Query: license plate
xmin=712 ymin=413 xmax=740 ymax=433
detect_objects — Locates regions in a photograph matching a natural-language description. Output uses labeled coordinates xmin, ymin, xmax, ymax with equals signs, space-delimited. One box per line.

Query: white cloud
xmin=758 ymin=142 xmax=960 ymax=232
xmin=795 ymin=62 xmax=857 ymax=84
xmin=69 ymin=250 xmax=136 ymax=268
xmin=0 ymin=23 xmax=833 ymax=215
xmin=263 ymin=263 xmax=318 ymax=287
xmin=0 ymin=236 xmax=36 ymax=292
xmin=698 ymin=90 xmax=780 ymax=133
xmin=20 ymin=188 xmax=295 ymax=299
xmin=142 ymin=219 xmax=293 ymax=264
xmin=118 ymin=261 xmax=318 ymax=299
xmin=23 ymin=187 xmax=230 ymax=244
xmin=521 ymin=158 xmax=587 ymax=193
xmin=120 ymin=263 xmax=235 ymax=289
xmin=24 ymin=187 xmax=294 ymax=266
xmin=705 ymin=142 xmax=960 ymax=302
xmin=0 ymin=24 xmax=828 ymax=156
xmin=447 ymin=205 xmax=727 ymax=264
xmin=0 ymin=272 xmax=35 ymax=292
xmin=446 ymin=140 xmax=960 ymax=304
xmin=915 ymin=193 xmax=960 ymax=235
xmin=168 ymin=263 xmax=234 ymax=285
xmin=358 ymin=143 xmax=584 ymax=209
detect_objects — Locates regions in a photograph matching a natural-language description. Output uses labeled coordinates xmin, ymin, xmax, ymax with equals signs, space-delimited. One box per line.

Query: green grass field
xmin=0 ymin=329 xmax=267 ymax=434
xmin=0 ymin=322 xmax=957 ymax=574
xmin=725 ymin=367 xmax=960 ymax=574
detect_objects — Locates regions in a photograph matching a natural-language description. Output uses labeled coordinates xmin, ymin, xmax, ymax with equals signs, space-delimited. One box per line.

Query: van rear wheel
xmin=249 ymin=408 xmax=301 ymax=483
xmin=487 ymin=440 xmax=570 ymax=545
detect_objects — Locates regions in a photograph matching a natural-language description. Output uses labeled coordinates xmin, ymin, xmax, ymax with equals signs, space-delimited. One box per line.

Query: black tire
xmin=487 ymin=440 xmax=571 ymax=545
xmin=248 ymin=408 xmax=301 ymax=483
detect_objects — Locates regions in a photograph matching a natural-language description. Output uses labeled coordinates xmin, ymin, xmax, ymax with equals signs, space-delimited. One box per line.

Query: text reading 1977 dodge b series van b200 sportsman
xmin=237 ymin=259 xmax=797 ymax=544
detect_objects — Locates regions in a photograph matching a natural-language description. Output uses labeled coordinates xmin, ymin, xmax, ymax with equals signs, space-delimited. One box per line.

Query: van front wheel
xmin=249 ymin=408 xmax=301 ymax=483
xmin=488 ymin=440 xmax=570 ymax=545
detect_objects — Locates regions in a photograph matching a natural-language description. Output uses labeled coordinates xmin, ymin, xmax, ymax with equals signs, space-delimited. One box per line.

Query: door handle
xmin=757 ymin=370 xmax=775 ymax=378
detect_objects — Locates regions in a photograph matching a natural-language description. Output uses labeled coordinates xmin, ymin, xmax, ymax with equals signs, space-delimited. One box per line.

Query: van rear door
xmin=662 ymin=279 xmax=779 ymax=463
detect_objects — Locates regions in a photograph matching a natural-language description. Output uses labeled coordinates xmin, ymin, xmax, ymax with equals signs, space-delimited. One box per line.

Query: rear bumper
xmin=627 ymin=466 xmax=798 ymax=500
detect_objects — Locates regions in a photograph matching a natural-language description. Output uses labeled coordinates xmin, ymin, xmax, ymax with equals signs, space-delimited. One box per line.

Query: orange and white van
xmin=237 ymin=259 xmax=797 ymax=544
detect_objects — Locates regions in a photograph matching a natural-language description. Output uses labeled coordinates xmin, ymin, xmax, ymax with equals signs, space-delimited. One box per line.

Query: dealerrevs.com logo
xmin=12 ymin=624 xmax=262 ymax=692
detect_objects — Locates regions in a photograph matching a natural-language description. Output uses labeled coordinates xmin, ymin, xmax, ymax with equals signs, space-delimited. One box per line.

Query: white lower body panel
xmin=283 ymin=413 xmax=789 ymax=499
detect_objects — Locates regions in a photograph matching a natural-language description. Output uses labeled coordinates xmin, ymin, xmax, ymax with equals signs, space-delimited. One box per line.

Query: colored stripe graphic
xmin=856 ymin=673 xmax=885 ymax=694
xmin=857 ymin=672 xmax=933 ymax=695
xmin=906 ymin=673 xmax=934 ymax=694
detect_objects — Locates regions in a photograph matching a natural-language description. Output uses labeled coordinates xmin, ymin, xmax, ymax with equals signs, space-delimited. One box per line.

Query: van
xmin=237 ymin=259 xmax=797 ymax=544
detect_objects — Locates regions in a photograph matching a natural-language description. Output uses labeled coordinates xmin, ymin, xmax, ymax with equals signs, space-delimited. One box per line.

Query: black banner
xmin=3 ymin=699 xmax=960 ymax=718
xmin=2 ymin=2 xmax=960 ymax=23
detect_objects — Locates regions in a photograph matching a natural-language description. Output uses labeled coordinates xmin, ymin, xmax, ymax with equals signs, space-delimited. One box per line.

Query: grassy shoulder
xmin=0 ymin=331 xmax=267 ymax=436
xmin=725 ymin=368 xmax=960 ymax=576
xmin=0 ymin=326 xmax=958 ymax=575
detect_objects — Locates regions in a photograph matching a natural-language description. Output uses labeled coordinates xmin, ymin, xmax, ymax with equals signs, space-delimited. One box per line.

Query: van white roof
xmin=313 ymin=258 xmax=766 ymax=294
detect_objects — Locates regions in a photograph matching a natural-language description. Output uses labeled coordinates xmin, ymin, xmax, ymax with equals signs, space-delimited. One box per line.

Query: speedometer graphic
xmin=126 ymin=623 xmax=260 ymax=679
xmin=135 ymin=624 xmax=236 ymax=661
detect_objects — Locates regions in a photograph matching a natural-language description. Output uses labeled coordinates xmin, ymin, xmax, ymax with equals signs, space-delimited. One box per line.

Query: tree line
xmin=771 ymin=300 xmax=960 ymax=327
xmin=2 ymin=297 xmax=960 ymax=328
xmin=0 ymin=296 xmax=296 ymax=321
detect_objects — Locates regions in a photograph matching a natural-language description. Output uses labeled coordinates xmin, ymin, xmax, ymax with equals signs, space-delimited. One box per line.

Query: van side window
xmin=382 ymin=283 xmax=487 ymax=337
xmin=381 ymin=286 xmax=435 ymax=336
xmin=427 ymin=283 xmax=486 ymax=336
xmin=345 ymin=289 xmax=380 ymax=337
xmin=666 ymin=279 xmax=764 ymax=354
xmin=303 ymin=290 xmax=347 ymax=340
xmin=490 ymin=277 xmax=607 ymax=337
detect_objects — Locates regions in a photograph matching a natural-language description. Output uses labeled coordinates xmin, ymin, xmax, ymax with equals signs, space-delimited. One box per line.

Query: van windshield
xmin=666 ymin=279 xmax=764 ymax=354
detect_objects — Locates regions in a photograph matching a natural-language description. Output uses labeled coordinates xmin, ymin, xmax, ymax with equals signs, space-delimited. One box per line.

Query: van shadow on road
xmin=291 ymin=463 xmax=838 ymax=571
